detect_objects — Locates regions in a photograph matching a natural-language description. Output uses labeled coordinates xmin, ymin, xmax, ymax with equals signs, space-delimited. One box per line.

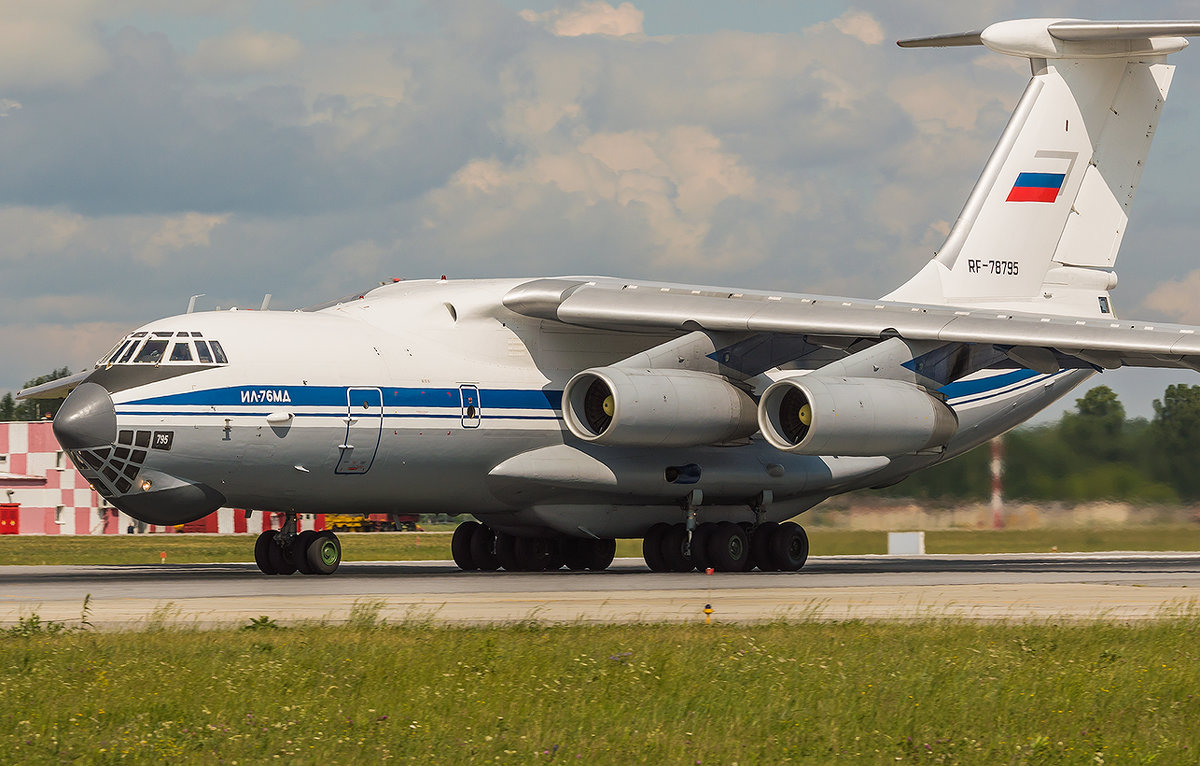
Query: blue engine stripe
xmin=938 ymin=369 xmax=1039 ymax=399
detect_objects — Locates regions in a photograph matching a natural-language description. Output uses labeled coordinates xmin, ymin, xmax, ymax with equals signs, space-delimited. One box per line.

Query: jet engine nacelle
xmin=562 ymin=367 xmax=759 ymax=448
xmin=758 ymin=375 xmax=957 ymax=456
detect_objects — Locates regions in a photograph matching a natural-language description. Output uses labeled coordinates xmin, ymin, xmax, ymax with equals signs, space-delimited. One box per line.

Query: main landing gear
xmin=254 ymin=512 xmax=343 ymax=576
xmin=451 ymin=520 xmax=616 ymax=572
xmin=642 ymin=520 xmax=808 ymax=573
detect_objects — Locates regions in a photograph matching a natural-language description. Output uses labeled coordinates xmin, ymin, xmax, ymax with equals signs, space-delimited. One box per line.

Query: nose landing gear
xmin=253 ymin=512 xmax=342 ymax=575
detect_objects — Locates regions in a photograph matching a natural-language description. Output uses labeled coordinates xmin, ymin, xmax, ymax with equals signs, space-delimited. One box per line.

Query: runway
xmin=3 ymin=552 xmax=1200 ymax=628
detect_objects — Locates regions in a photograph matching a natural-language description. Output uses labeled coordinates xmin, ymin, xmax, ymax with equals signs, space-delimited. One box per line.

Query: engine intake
xmin=758 ymin=375 xmax=957 ymax=456
xmin=563 ymin=367 xmax=758 ymax=448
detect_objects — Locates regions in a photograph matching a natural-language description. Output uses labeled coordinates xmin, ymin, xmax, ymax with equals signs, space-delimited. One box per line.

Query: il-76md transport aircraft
xmin=22 ymin=17 xmax=1200 ymax=576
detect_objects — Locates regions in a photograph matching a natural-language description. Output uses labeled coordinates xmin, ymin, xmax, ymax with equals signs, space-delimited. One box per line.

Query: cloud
xmin=0 ymin=1 xmax=111 ymax=90
xmin=1144 ymin=270 xmax=1200 ymax=324
xmin=137 ymin=212 xmax=230 ymax=264
xmin=832 ymin=10 xmax=886 ymax=46
xmin=520 ymin=1 xmax=644 ymax=37
xmin=189 ymin=28 xmax=304 ymax=77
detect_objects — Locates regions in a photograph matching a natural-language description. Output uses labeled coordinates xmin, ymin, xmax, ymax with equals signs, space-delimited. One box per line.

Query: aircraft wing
xmin=503 ymin=278 xmax=1200 ymax=373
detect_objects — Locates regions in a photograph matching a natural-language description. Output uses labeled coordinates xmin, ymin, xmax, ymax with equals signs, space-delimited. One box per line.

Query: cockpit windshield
xmin=97 ymin=331 xmax=230 ymax=368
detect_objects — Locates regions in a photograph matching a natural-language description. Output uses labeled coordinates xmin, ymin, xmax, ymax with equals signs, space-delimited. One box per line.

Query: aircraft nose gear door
xmin=335 ymin=387 xmax=383 ymax=474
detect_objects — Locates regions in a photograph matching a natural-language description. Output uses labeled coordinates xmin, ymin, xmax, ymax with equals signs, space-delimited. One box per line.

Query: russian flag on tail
xmin=1006 ymin=171 xmax=1065 ymax=202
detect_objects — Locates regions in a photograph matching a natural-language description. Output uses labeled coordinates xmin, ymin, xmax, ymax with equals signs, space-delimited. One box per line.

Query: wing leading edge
xmin=502 ymin=278 xmax=1200 ymax=373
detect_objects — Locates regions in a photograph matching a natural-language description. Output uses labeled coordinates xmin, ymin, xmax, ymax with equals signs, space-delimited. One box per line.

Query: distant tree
xmin=0 ymin=392 xmax=14 ymax=421
xmin=1060 ymin=385 xmax=1126 ymax=462
xmin=1151 ymin=384 xmax=1200 ymax=498
xmin=6 ymin=367 xmax=72 ymax=421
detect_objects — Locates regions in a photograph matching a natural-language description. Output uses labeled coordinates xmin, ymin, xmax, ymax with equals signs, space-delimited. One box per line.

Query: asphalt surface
xmin=4 ymin=553 xmax=1200 ymax=627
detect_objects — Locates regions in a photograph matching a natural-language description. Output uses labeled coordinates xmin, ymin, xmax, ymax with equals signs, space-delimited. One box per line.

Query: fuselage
xmin=59 ymin=277 xmax=1091 ymax=539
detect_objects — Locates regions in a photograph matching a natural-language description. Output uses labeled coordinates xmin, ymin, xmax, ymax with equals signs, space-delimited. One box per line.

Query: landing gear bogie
xmin=253 ymin=513 xmax=342 ymax=576
xmin=639 ymin=520 xmax=810 ymax=573
xmin=449 ymin=522 xmax=615 ymax=573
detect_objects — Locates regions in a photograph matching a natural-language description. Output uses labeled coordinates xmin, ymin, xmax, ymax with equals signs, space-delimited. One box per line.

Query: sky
xmin=2 ymin=0 xmax=1200 ymax=422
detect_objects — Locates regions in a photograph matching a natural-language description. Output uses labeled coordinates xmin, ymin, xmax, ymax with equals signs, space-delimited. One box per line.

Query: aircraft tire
xmin=494 ymin=532 xmax=519 ymax=571
xmin=690 ymin=523 xmax=717 ymax=572
xmin=708 ymin=522 xmax=751 ymax=572
xmin=642 ymin=523 xmax=670 ymax=571
xmin=307 ymin=530 xmax=341 ymax=575
xmin=751 ymin=522 xmax=779 ymax=571
xmin=660 ymin=524 xmax=693 ymax=572
xmin=469 ymin=524 xmax=500 ymax=571
xmin=769 ymin=522 xmax=809 ymax=572
xmin=451 ymin=521 xmax=480 ymax=570
xmin=562 ymin=538 xmax=589 ymax=571
xmin=543 ymin=538 xmax=566 ymax=571
xmin=254 ymin=530 xmax=278 ymax=575
xmin=513 ymin=536 xmax=550 ymax=571
xmin=267 ymin=537 xmax=297 ymax=575
xmin=585 ymin=538 xmax=616 ymax=571
xmin=293 ymin=530 xmax=318 ymax=574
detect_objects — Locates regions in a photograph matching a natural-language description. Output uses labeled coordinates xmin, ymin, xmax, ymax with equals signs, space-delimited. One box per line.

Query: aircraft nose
xmin=53 ymin=382 xmax=117 ymax=450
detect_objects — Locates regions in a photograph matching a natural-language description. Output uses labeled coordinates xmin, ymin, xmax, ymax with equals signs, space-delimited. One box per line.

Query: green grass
xmin=2 ymin=616 xmax=1199 ymax=764
xmin=4 ymin=524 xmax=1200 ymax=566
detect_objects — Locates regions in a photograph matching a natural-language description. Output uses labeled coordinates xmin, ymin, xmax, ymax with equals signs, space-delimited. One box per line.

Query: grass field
xmin=2 ymin=614 xmax=1197 ymax=764
xmin=3 ymin=524 xmax=1200 ymax=566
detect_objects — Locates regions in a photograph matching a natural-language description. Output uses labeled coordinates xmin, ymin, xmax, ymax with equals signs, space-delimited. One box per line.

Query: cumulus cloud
xmin=0 ymin=1 xmax=111 ymax=90
xmin=1144 ymin=270 xmax=1200 ymax=324
xmin=189 ymin=27 xmax=304 ymax=77
xmin=520 ymin=1 xmax=644 ymax=37
xmin=832 ymin=10 xmax=886 ymax=46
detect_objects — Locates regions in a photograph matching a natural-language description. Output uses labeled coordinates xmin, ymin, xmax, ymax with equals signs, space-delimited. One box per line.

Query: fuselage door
xmin=460 ymin=384 xmax=481 ymax=429
xmin=336 ymin=387 xmax=383 ymax=474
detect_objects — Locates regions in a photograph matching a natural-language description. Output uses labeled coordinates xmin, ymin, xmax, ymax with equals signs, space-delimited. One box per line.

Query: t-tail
xmin=886 ymin=19 xmax=1200 ymax=318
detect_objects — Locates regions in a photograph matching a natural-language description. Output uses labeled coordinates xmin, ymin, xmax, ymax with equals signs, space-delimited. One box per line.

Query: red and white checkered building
xmin=0 ymin=420 xmax=323 ymax=535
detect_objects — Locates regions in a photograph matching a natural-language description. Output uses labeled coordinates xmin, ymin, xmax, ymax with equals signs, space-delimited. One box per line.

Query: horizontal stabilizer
xmin=897 ymin=30 xmax=983 ymax=48
xmin=900 ymin=18 xmax=1200 ymax=59
xmin=17 ymin=370 xmax=92 ymax=401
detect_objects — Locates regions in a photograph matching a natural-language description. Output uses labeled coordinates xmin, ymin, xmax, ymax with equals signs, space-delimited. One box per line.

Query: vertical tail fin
xmin=885 ymin=19 xmax=1197 ymax=318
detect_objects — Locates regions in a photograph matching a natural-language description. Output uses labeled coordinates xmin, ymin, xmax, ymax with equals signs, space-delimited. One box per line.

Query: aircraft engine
xmin=757 ymin=375 xmax=957 ymax=456
xmin=562 ymin=367 xmax=759 ymax=448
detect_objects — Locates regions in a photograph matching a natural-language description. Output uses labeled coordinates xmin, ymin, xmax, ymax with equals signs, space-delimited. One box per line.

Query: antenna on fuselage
xmin=260 ymin=294 xmax=272 ymax=311
xmin=187 ymin=294 xmax=206 ymax=314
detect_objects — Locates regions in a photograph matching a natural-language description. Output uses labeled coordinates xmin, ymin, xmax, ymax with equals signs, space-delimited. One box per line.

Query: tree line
xmin=0 ymin=368 xmax=71 ymax=421
xmin=880 ymin=384 xmax=1200 ymax=503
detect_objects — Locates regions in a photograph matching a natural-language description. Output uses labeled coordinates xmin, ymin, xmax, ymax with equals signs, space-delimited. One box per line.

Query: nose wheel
xmin=254 ymin=513 xmax=342 ymax=575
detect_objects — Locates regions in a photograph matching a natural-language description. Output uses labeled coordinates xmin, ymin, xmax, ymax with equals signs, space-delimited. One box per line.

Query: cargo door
xmin=335 ymin=387 xmax=383 ymax=474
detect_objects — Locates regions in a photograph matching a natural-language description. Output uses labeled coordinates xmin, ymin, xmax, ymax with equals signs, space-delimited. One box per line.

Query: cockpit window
xmin=209 ymin=340 xmax=228 ymax=364
xmin=106 ymin=341 xmax=131 ymax=364
xmin=134 ymin=339 xmax=168 ymax=363
xmin=194 ymin=341 xmax=213 ymax=363
xmin=169 ymin=343 xmax=193 ymax=362
xmin=118 ymin=341 xmax=140 ymax=364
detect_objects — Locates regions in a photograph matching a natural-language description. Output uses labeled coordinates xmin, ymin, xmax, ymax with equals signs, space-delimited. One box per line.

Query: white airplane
xmin=21 ymin=17 xmax=1200 ymax=575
